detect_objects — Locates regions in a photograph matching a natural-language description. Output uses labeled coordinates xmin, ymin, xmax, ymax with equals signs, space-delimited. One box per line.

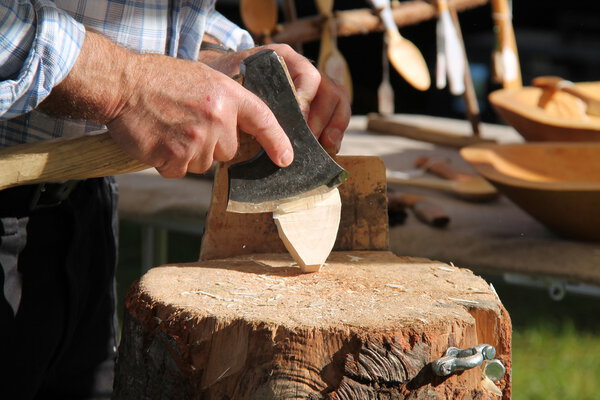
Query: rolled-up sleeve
xmin=204 ymin=10 xmax=254 ymax=52
xmin=0 ymin=1 xmax=85 ymax=119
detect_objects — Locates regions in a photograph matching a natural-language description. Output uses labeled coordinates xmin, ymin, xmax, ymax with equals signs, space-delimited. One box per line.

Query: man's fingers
xmin=264 ymin=44 xmax=321 ymax=117
xmin=237 ymin=92 xmax=293 ymax=168
xmin=306 ymin=77 xmax=351 ymax=154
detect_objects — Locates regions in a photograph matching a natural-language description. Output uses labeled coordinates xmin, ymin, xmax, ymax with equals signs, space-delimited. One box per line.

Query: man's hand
xmin=199 ymin=43 xmax=351 ymax=155
xmin=40 ymin=31 xmax=293 ymax=178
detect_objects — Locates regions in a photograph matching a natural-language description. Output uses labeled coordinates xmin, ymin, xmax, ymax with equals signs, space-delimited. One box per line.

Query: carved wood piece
xmin=273 ymin=188 xmax=342 ymax=272
xmin=461 ymin=142 xmax=600 ymax=241
xmin=316 ymin=0 xmax=354 ymax=100
xmin=373 ymin=0 xmax=431 ymax=91
xmin=488 ymin=82 xmax=600 ymax=142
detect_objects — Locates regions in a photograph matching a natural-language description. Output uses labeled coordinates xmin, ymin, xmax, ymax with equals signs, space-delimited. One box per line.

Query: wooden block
xmin=113 ymin=251 xmax=512 ymax=399
xmin=199 ymin=154 xmax=389 ymax=261
xmin=273 ymin=188 xmax=342 ymax=272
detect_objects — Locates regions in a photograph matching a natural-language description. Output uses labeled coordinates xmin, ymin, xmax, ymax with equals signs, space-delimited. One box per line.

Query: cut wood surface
xmin=272 ymin=0 xmax=488 ymax=45
xmin=200 ymin=154 xmax=389 ymax=261
xmin=114 ymin=251 xmax=511 ymax=399
xmin=273 ymin=188 xmax=342 ymax=272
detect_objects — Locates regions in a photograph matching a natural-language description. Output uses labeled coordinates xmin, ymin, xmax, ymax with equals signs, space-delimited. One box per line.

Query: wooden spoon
xmin=370 ymin=0 xmax=430 ymax=91
xmin=240 ymin=0 xmax=278 ymax=44
xmin=387 ymin=169 xmax=498 ymax=202
xmin=532 ymin=76 xmax=600 ymax=117
xmin=315 ymin=0 xmax=353 ymax=100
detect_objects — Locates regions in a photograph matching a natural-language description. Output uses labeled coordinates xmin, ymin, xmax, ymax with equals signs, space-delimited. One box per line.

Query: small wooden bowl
xmin=461 ymin=142 xmax=600 ymax=241
xmin=489 ymin=82 xmax=600 ymax=142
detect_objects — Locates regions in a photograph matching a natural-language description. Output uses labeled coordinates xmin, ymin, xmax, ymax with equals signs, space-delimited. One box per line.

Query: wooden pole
xmin=272 ymin=0 xmax=489 ymax=45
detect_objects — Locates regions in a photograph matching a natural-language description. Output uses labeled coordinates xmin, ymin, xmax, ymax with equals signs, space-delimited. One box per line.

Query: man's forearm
xmin=39 ymin=30 xmax=138 ymax=124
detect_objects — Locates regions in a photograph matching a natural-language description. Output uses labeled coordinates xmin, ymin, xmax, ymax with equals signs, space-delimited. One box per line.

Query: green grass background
xmin=116 ymin=222 xmax=600 ymax=400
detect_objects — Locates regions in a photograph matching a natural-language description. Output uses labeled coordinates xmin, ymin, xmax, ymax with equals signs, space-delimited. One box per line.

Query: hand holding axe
xmin=0 ymin=49 xmax=347 ymax=272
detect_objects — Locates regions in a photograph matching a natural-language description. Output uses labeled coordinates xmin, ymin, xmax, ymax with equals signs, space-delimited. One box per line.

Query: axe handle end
xmin=0 ymin=132 xmax=148 ymax=190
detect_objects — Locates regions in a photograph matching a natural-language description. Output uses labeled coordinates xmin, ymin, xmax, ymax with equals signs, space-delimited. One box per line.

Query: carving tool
xmin=226 ymin=50 xmax=348 ymax=272
xmin=368 ymin=0 xmax=430 ymax=91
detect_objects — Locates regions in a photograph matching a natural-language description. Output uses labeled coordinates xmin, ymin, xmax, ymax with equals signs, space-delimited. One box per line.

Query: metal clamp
xmin=432 ymin=344 xmax=497 ymax=377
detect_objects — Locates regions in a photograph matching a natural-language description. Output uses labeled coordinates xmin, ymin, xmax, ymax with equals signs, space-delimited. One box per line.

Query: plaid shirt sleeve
xmin=205 ymin=9 xmax=254 ymax=52
xmin=0 ymin=1 xmax=86 ymax=119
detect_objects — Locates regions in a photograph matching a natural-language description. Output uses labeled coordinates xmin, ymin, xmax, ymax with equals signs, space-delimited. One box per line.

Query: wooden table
xmin=116 ymin=114 xmax=600 ymax=296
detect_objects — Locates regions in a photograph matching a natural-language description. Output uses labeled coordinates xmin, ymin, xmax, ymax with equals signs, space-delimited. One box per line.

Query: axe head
xmin=226 ymin=49 xmax=348 ymax=213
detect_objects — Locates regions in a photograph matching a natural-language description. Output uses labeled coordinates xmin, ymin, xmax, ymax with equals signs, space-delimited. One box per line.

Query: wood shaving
xmin=448 ymin=297 xmax=479 ymax=305
xmin=385 ymin=283 xmax=407 ymax=291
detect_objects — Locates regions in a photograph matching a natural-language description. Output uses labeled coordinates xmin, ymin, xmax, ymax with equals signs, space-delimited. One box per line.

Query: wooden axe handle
xmin=0 ymin=75 xmax=247 ymax=191
xmin=0 ymin=132 xmax=148 ymax=190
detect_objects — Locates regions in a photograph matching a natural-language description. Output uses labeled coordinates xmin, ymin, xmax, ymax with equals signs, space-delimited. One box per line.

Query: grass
xmin=489 ymin=277 xmax=600 ymax=400
xmin=116 ymin=222 xmax=600 ymax=399
xmin=512 ymin=322 xmax=600 ymax=400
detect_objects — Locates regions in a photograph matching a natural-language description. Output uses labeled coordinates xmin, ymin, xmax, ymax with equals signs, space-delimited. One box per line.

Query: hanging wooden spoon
xmin=370 ymin=0 xmax=430 ymax=91
xmin=315 ymin=0 xmax=353 ymax=101
xmin=240 ymin=0 xmax=278 ymax=44
xmin=377 ymin=37 xmax=395 ymax=115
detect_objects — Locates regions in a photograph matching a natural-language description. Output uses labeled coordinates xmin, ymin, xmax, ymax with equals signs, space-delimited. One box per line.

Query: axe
xmin=0 ymin=49 xmax=347 ymax=272
xmin=227 ymin=50 xmax=348 ymax=272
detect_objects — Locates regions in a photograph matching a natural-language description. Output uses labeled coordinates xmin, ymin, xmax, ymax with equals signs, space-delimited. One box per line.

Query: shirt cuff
xmin=204 ymin=10 xmax=254 ymax=52
xmin=0 ymin=1 xmax=86 ymax=119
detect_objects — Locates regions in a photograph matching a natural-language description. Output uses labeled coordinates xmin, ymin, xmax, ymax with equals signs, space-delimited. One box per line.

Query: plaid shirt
xmin=0 ymin=0 xmax=253 ymax=147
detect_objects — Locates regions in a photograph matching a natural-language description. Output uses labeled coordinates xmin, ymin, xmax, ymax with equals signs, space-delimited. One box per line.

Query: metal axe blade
xmin=226 ymin=49 xmax=348 ymax=213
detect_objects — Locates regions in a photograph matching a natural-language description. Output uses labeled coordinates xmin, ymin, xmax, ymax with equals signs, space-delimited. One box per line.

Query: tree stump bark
xmin=113 ymin=251 xmax=511 ymax=399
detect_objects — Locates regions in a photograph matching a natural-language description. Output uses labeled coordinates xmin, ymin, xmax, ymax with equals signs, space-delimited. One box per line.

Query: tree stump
xmin=113 ymin=251 xmax=511 ymax=399
xmin=114 ymin=155 xmax=511 ymax=399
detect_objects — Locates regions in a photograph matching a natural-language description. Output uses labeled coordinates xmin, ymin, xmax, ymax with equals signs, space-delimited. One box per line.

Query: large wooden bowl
xmin=461 ymin=142 xmax=600 ymax=241
xmin=489 ymin=82 xmax=600 ymax=141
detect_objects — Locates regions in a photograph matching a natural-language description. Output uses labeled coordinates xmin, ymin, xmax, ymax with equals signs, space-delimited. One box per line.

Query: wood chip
xmin=385 ymin=283 xmax=407 ymax=291
xmin=448 ymin=297 xmax=479 ymax=305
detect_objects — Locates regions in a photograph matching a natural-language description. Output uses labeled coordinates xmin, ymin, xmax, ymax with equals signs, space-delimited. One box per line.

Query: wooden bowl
xmin=461 ymin=142 xmax=600 ymax=241
xmin=489 ymin=82 xmax=600 ymax=141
